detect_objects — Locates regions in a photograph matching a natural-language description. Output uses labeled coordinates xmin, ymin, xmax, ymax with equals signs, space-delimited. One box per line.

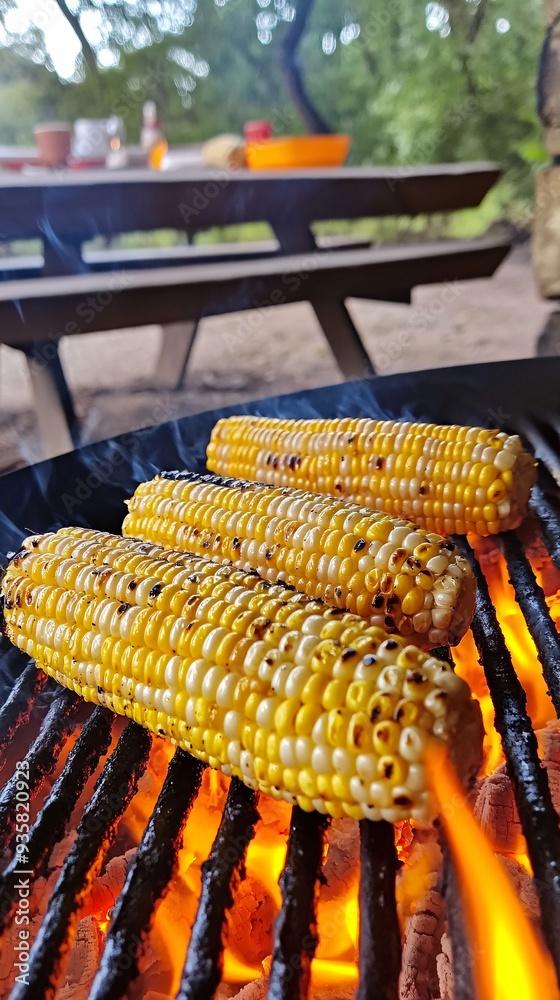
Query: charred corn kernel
xmin=206 ymin=416 xmax=536 ymax=536
xmin=373 ymin=720 xmax=401 ymax=754
xmin=2 ymin=528 xmax=482 ymax=823
xmin=368 ymin=692 xmax=398 ymax=723
xmin=123 ymin=473 xmax=475 ymax=648
xmin=377 ymin=756 xmax=407 ymax=785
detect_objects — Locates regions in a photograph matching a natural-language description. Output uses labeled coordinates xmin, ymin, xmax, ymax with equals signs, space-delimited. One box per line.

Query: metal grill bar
xmin=0 ymin=687 xmax=81 ymax=857
xmin=357 ymin=819 xmax=401 ymax=1000
xmin=501 ymin=530 xmax=560 ymax=714
xmin=89 ymin=749 xmax=205 ymax=1000
xmin=0 ymin=706 xmax=114 ymax=939
xmin=177 ymin=777 xmax=260 ymax=1000
xmin=10 ymin=722 xmax=152 ymax=1000
xmin=440 ymin=832 xmax=475 ymax=1000
xmin=519 ymin=418 xmax=560 ymax=487
xmin=456 ymin=538 xmax=560 ymax=982
xmin=267 ymin=807 xmax=329 ymax=1000
xmin=0 ymin=663 xmax=48 ymax=762
xmin=530 ymin=485 xmax=560 ymax=571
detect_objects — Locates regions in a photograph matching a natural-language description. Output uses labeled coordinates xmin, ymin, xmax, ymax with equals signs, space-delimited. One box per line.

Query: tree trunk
xmin=52 ymin=0 xmax=98 ymax=75
xmin=279 ymin=0 xmax=331 ymax=134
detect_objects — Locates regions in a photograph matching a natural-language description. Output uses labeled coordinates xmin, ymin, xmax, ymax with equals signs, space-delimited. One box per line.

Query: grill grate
xmin=0 ymin=688 xmax=81 ymax=858
xmin=0 ymin=706 xmax=113 ymax=939
xmin=178 ymin=777 xmax=260 ymax=1000
xmin=500 ymin=530 xmax=560 ymax=711
xmin=357 ymin=819 xmax=401 ymax=1000
xmin=1 ymin=373 xmax=560 ymax=999
xmin=10 ymin=724 xmax=152 ymax=1000
xmin=456 ymin=536 xmax=560 ymax=977
xmin=0 ymin=663 xmax=48 ymax=764
xmin=1 ymin=481 xmax=560 ymax=1000
xmin=90 ymin=749 xmax=205 ymax=1000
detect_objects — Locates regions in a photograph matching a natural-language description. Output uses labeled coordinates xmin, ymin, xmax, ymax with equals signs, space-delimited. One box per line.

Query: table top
xmin=0 ymin=161 xmax=501 ymax=249
xmin=0 ymin=160 xmax=499 ymax=188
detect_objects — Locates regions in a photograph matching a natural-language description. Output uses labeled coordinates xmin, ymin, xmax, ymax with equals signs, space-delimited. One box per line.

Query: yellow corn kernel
xmin=2 ymin=527 xmax=482 ymax=825
xmin=123 ymin=473 xmax=476 ymax=647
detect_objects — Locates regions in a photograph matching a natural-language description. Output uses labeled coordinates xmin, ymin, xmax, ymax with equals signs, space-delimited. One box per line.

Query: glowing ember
xmin=427 ymin=743 xmax=558 ymax=1000
xmin=4 ymin=546 xmax=558 ymax=998
xmin=454 ymin=551 xmax=557 ymax=776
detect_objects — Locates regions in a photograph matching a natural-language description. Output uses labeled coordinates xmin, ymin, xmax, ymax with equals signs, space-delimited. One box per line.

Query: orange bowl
xmin=246 ymin=134 xmax=350 ymax=170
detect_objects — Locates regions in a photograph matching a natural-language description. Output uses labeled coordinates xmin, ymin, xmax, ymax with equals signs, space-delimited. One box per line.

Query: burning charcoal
xmin=474 ymin=769 xmax=525 ymax=854
xmin=230 ymin=974 xmax=357 ymax=1000
xmin=475 ymin=721 xmax=560 ymax=853
xmin=57 ymin=916 xmax=103 ymax=1000
xmin=435 ymin=932 xmax=453 ymax=1000
xmin=230 ymin=975 xmax=270 ymax=1000
xmin=124 ymin=473 xmax=476 ymax=648
xmin=82 ymin=848 xmax=136 ymax=919
xmin=498 ymin=858 xmax=541 ymax=926
xmin=322 ymin=817 xmax=360 ymax=892
xmin=224 ymin=877 xmax=276 ymax=966
xmin=399 ymin=883 xmax=446 ymax=1000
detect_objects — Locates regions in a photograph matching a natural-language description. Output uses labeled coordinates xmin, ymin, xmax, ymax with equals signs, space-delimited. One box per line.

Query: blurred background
xmin=0 ymin=0 xmax=543 ymax=227
xmin=0 ymin=0 xmax=553 ymax=472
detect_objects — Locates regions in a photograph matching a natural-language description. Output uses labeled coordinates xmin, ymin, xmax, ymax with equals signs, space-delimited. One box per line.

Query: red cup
xmin=244 ymin=120 xmax=273 ymax=143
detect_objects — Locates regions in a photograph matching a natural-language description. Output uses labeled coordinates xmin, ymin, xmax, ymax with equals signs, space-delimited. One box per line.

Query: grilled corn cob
xmin=206 ymin=416 xmax=536 ymax=536
xmin=1 ymin=528 xmax=482 ymax=822
xmin=123 ymin=472 xmax=475 ymax=648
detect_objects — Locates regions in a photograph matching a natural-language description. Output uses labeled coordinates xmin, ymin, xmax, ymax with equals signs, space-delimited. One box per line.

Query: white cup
xmin=72 ymin=118 xmax=124 ymax=160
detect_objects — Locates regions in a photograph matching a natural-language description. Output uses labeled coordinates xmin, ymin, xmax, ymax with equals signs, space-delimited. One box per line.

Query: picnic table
xmin=0 ymin=161 xmax=508 ymax=458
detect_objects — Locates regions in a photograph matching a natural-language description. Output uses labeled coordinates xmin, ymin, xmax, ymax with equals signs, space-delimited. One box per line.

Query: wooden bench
xmin=0 ymin=235 xmax=371 ymax=281
xmin=0 ymin=162 xmax=508 ymax=458
xmin=0 ymin=236 xmax=509 ymax=457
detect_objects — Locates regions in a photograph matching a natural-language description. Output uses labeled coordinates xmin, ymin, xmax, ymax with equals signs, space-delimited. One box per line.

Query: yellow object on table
xmin=246 ymin=134 xmax=350 ymax=170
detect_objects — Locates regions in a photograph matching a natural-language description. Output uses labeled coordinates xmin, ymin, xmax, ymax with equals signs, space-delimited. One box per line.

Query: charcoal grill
xmin=1 ymin=357 xmax=560 ymax=1000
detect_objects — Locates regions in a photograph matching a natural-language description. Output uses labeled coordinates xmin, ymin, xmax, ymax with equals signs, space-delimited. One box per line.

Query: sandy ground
xmin=0 ymin=243 xmax=554 ymax=474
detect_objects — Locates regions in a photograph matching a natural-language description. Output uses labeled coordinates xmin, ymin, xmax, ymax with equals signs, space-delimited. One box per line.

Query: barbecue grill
xmin=0 ymin=356 xmax=559 ymax=1000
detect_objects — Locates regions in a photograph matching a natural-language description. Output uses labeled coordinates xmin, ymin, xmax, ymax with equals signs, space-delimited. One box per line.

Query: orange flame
xmin=454 ymin=551 xmax=557 ymax=776
xmin=77 ymin=546 xmax=560 ymax=997
xmin=426 ymin=742 xmax=558 ymax=1000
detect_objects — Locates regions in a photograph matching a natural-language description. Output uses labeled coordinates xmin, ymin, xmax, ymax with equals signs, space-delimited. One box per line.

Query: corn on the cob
xmin=1 ymin=528 xmax=482 ymax=823
xmin=123 ymin=473 xmax=475 ymax=648
xmin=206 ymin=416 xmax=536 ymax=536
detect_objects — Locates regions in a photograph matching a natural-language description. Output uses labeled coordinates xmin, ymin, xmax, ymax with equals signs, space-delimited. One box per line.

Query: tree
xmin=280 ymin=0 xmax=332 ymax=133
xmin=0 ymin=0 xmax=548 ymax=222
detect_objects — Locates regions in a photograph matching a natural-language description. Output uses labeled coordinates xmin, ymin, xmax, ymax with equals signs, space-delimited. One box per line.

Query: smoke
xmin=0 ymin=355 xmax=558 ymax=697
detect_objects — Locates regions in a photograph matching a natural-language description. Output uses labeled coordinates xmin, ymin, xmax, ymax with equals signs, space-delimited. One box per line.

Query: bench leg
xmin=536 ymin=309 xmax=560 ymax=357
xmin=154 ymin=320 xmax=199 ymax=390
xmin=23 ymin=344 xmax=80 ymax=459
xmin=310 ymin=297 xmax=376 ymax=380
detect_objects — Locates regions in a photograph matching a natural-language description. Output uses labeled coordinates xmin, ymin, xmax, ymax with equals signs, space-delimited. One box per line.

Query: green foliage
xmin=0 ymin=0 xmax=549 ymax=230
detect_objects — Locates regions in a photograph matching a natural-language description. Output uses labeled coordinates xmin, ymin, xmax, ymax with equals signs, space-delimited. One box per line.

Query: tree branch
xmin=467 ymin=0 xmax=490 ymax=45
xmin=51 ymin=0 xmax=98 ymax=75
xmin=279 ymin=0 xmax=331 ymax=134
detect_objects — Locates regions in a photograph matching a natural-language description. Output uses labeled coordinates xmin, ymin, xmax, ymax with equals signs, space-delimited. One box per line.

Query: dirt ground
xmin=0 ymin=242 xmax=555 ymax=474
